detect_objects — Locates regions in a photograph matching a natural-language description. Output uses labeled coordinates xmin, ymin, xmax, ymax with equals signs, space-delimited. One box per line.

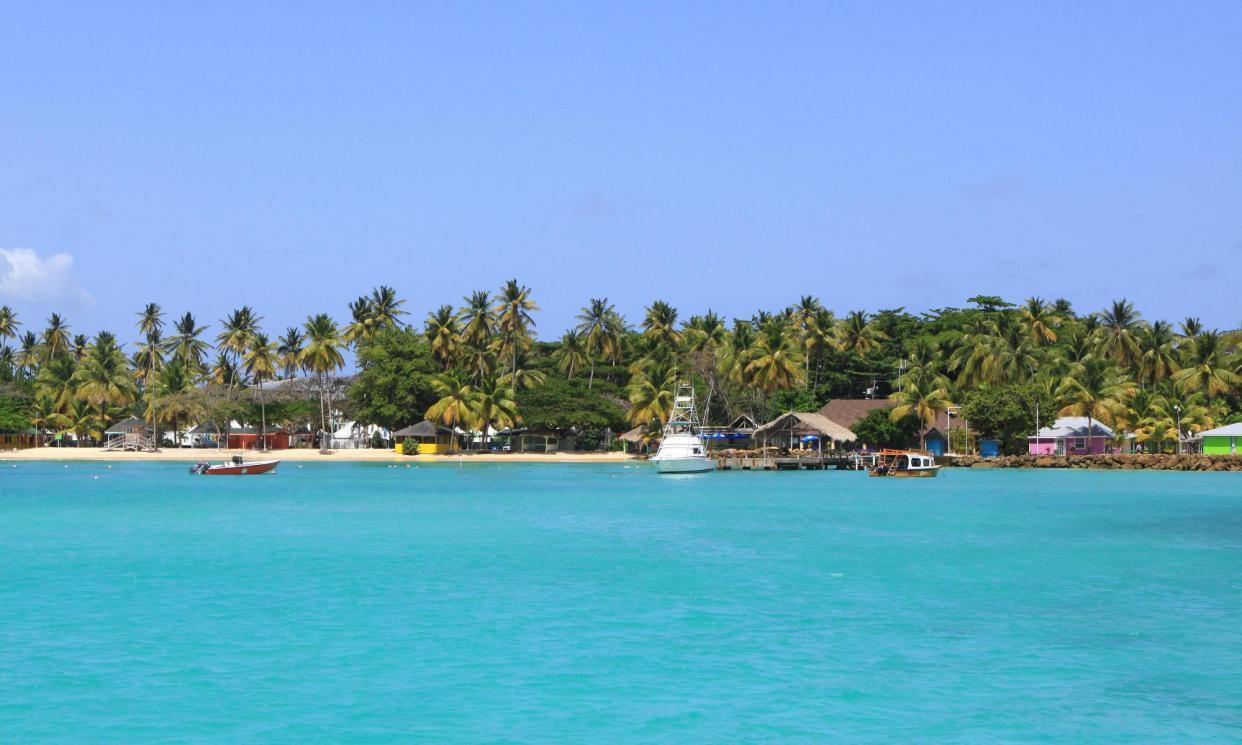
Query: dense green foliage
xmin=347 ymin=328 xmax=438 ymax=430
xmin=850 ymin=407 xmax=921 ymax=450
xmin=0 ymin=394 xmax=31 ymax=432
xmin=1 ymin=290 xmax=1239 ymax=453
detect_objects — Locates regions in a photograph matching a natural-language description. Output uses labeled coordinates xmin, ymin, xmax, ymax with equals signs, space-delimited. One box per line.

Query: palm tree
xmin=70 ymin=334 xmax=89 ymax=362
xmin=424 ymin=305 xmax=462 ymax=370
xmin=343 ymin=295 xmax=375 ymax=347
xmin=576 ymin=298 xmax=623 ymax=389
xmin=136 ymin=303 xmax=165 ymax=448
xmin=889 ymin=367 xmax=954 ymax=450
xmin=640 ymin=300 xmax=682 ymax=351
xmin=803 ymin=308 xmax=838 ymax=388
xmin=1158 ymin=384 xmax=1214 ymax=442
xmin=17 ymin=331 xmax=40 ymax=377
xmin=29 ymin=394 xmax=69 ymax=446
xmin=498 ymin=366 xmax=546 ymax=392
xmin=685 ymin=310 xmax=728 ymax=423
xmin=154 ymin=358 xmax=197 ymax=447
xmin=1095 ymin=299 xmax=1142 ymax=367
xmin=459 ymin=291 xmax=495 ymax=348
xmin=1056 ymin=358 xmax=1135 ymax=443
xmin=627 ymin=358 xmax=678 ymax=427
xmin=34 ymin=355 xmax=77 ymax=414
xmin=460 ymin=339 xmax=496 ymax=385
xmin=743 ymin=319 xmax=805 ymax=396
xmin=425 ymin=372 xmax=477 ymax=450
xmin=718 ymin=319 xmax=757 ymax=416
xmin=0 ymin=305 xmax=18 ymax=345
xmin=210 ymin=352 xmax=242 ymax=387
xmin=0 ymin=345 xmax=15 ymax=382
xmin=61 ymin=398 xmax=105 ymax=446
xmin=1179 ymin=317 xmax=1203 ymax=338
xmin=554 ymin=330 xmax=588 ymax=378
xmin=368 ymin=285 xmax=407 ymax=330
xmin=792 ymin=295 xmax=824 ymax=328
xmin=473 ymin=378 xmax=519 ymax=451
xmin=494 ymin=279 xmax=538 ymax=381
xmin=951 ymin=317 xmax=1040 ymax=387
xmin=277 ymin=327 xmax=306 ymax=379
xmin=168 ymin=312 xmax=210 ymax=377
xmin=1136 ymin=321 xmax=1180 ymax=388
xmin=1172 ymin=331 xmax=1239 ymax=400
xmin=42 ymin=313 xmax=71 ymax=363
xmin=838 ymin=311 xmax=887 ymax=355
xmin=245 ymin=333 xmax=280 ymax=451
xmin=216 ymin=306 xmax=262 ymax=384
xmin=1021 ymin=297 xmax=1059 ymax=344
xmin=72 ymin=332 xmax=137 ymax=412
xmin=301 ymin=313 xmax=345 ymax=452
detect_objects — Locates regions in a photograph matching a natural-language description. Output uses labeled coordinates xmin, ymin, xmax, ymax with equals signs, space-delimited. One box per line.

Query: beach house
xmin=1028 ymin=417 xmax=1127 ymax=455
xmin=1192 ymin=422 xmax=1242 ymax=455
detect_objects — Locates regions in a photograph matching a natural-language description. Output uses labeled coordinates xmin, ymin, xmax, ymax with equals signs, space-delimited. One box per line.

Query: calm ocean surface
xmin=2 ymin=461 xmax=1240 ymax=743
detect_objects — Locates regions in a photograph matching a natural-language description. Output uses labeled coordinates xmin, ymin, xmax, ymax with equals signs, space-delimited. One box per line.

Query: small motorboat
xmin=868 ymin=449 xmax=940 ymax=478
xmin=190 ymin=454 xmax=280 ymax=476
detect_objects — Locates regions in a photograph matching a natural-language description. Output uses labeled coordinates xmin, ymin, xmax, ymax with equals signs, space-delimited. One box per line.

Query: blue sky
xmin=2 ymin=1 xmax=1240 ymax=345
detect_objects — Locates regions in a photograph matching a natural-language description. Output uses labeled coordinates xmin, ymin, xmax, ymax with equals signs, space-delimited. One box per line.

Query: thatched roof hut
xmin=392 ymin=420 xmax=456 ymax=454
xmin=753 ymin=412 xmax=857 ymax=450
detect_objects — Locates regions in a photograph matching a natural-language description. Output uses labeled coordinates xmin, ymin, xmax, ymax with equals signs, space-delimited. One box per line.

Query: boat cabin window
xmin=693 ymin=447 xmax=703 ymax=455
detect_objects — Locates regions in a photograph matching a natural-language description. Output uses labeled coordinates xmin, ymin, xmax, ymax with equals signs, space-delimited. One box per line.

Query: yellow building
xmin=392 ymin=420 xmax=457 ymax=455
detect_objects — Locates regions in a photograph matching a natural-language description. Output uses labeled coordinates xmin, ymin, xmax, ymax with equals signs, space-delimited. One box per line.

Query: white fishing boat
xmin=650 ymin=383 xmax=715 ymax=474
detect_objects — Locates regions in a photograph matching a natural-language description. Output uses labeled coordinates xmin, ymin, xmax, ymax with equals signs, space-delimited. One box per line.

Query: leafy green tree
xmin=959 ymin=384 xmax=1055 ymax=454
xmin=0 ymin=394 xmax=31 ymax=433
xmin=348 ymin=327 xmax=439 ymax=431
xmin=516 ymin=374 xmax=627 ymax=437
xmin=850 ymin=406 xmax=920 ymax=450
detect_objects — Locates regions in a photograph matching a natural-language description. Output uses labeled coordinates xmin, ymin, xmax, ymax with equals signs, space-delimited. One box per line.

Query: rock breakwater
xmin=949 ymin=454 xmax=1242 ymax=471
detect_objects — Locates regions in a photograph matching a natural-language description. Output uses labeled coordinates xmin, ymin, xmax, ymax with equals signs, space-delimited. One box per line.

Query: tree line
xmin=1 ymin=291 xmax=1239 ymax=453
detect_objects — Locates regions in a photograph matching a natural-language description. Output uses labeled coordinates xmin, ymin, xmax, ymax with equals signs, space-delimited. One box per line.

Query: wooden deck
xmin=714 ymin=453 xmax=877 ymax=471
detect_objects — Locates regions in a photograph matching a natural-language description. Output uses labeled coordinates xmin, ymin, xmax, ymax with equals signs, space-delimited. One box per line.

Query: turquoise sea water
xmin=2 ymin=462 xmax=1240 ymax=743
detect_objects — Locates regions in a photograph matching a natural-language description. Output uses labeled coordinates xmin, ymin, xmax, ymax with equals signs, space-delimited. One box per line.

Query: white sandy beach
xmin=0 ymin=447 xmax=641 ymax=464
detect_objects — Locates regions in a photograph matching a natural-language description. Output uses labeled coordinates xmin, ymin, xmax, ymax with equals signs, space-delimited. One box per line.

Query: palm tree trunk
xmin=150 ymin=355 xmax=159 ymax=450
xmin=259 ymin=381 xmax=268 ymax=453
xmin=588 ymin=359 xmax=596 ymax=390
xmin=318 ymin=373 xmax=330 ymax=453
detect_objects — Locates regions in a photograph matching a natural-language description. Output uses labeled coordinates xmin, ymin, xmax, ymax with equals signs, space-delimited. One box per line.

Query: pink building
xmin=1028 ymin=417 xmax=1129 ymax=456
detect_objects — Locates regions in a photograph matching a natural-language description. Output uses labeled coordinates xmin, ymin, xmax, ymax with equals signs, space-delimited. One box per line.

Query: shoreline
xmin=0 ymin=448 xmax=641 ymax=464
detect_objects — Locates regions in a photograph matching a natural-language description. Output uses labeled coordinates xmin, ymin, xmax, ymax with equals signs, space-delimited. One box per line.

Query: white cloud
xmin=0 ymin=248 xmax=94 ymax=306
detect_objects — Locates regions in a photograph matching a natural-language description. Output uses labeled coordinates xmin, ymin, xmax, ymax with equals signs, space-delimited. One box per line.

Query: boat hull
xmin=202 ymin=460 xmax=280 ymax=475
xmin=869 ymin=466 xmax=939 ymax=478
xmin=654 ymin=457 xmax=716 ymax=474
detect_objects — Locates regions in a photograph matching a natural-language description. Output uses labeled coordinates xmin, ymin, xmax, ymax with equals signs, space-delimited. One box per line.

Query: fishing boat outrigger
xmin=190 ymin=454 xmax=280 ymax=476
xmin=868 ymin=449 xmax=940 ymax=478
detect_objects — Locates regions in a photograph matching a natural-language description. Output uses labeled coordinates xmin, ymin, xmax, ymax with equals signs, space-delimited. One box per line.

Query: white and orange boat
xmin=190 ymin=455 xmax=280 ymax=476
xmin=868 ymin=449 xmax=940 ymax=478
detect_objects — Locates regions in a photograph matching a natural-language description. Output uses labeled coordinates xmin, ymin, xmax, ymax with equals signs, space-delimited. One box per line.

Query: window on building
xmin=1073 ymin=437 xmax=1086 ymax=450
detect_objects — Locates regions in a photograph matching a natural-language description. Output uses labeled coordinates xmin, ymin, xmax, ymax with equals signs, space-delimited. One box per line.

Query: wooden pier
xmin=714 ymin=453 xmax=877 ymax=471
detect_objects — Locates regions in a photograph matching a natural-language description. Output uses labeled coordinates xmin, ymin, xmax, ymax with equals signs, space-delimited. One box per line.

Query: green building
xmin=1195 ymin=423 xmax=1242 ymax=455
